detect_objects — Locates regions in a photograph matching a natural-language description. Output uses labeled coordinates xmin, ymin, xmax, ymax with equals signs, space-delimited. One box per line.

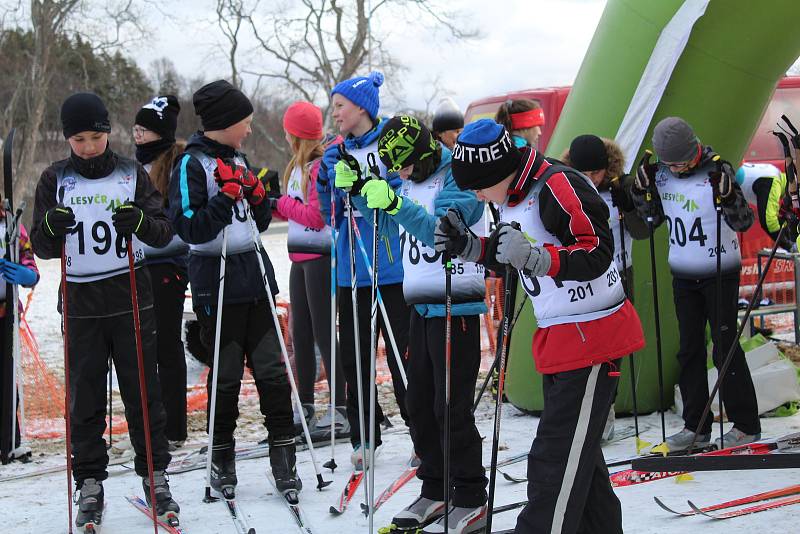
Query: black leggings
xmin=289 ymin=257 xmax=345 ymax=407
xmin=338 ymin=282 xmax=409 ymax=447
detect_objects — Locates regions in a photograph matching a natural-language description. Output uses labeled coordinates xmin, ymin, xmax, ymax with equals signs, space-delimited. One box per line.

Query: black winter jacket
xmin=31 ymin=146 xmax=173 ymax=318
xmin=167 ymin=133 xmax=278 ymax=309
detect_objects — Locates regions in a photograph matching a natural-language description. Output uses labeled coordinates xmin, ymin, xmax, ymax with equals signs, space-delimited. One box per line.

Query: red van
xmin=464 ymin=76 xmax=800 ymax=167
xmin=465 ymin=76 xmax=800 ymax=323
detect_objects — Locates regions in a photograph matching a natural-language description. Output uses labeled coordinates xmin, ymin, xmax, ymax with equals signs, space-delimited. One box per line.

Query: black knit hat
xmin=431 ymin=98 xmax=464 ymax=133
xmin=569 ymin=134 xmax=608 ymax=172
xmin=61 ymin=92 xmax=111 ymax=138
xmin=193 ymin=80 xmax=254 ymax=131
xmin=451 ymin=119 xmax=521 ymax=191
xmin=135 ymin=95 xmax=180 ymax=141
xmin=378 ymin=115 xmax=438 ymax=172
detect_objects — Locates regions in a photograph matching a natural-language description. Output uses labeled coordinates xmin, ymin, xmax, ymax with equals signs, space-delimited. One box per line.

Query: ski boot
xmin=270 ymin=436 xmax=303 ymax=504
xmin=74 ymin=478 xmax=104 ymax=532
xmin=211 ymin=443 xmax=238 ymax=498
xmin=601 ymin=403 xmax=616 ymax=443
xmin=310 ymin=406 xmax=351 ymax=442
xmin=652 ymin=427 xmax=710 ymax=454
xmin=142 ymin=470 xmax=180 ymax=526
xmin=714 ymin=427 xmax=761 ymax=450
xmin=383 ymin=496 xmax=445 ymax=532
xmin=422 ymin=504 xmax=487 ymax=533
xmin=293 ymin=403 xmax=316 ymax=437
xmin=351 ymin=442 xmax=380 ymax=471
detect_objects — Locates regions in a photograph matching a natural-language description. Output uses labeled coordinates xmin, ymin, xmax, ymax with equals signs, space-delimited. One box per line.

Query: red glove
xmin=240 ymin=167 xmax=266 ymax=206
xmin=214 ymin=158 xmax=245 ymax=201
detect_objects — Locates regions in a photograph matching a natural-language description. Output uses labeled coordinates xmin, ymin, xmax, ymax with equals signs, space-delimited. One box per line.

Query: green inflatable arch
xmin=505 ymin=0 xmax=800 ymax=414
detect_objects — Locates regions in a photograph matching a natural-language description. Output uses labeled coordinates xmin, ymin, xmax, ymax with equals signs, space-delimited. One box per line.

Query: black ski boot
xmin=74 ymin=478 xmax=104 ymax=532
xmin=211 ymin=442 xmax=238 ymax=498
xmin=142 ymin=470 xmax=180 ymax=526
xmin=270 ymin=436 xmax=302 ymax=503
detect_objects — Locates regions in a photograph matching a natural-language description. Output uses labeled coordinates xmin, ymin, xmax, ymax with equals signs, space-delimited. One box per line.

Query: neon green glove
xmin=335 ymin=160 xmax=361 ymax=192
xmin=361 ymin=179 xmax=403 ymax=215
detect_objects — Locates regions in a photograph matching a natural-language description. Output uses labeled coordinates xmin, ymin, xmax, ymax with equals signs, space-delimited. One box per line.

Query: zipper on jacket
xmin=575 ymin=323 xmax=586 ymax=342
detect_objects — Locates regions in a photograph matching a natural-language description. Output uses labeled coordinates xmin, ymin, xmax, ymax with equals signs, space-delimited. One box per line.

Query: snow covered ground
xmin=3 ymin=223 xmax=800 ymax=532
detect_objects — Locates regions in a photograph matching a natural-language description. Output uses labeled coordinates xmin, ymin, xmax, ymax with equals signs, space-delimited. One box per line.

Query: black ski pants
xmin=290 ymin=257 xmax=345 ymax=407
xmin=195 ymin=299 xmax=294 ymax=445
xmin=515 ymin=363 xmax=621 ymax=534
xmin=0 ymin=315 xmax=21 ymax=458
xmin=68 ymin=309 xmax=170 ymax=482
xmin=407 ymin=310 xmax=487 ymax=508
xmin=337 ymin=282 xmax=409 ymax=448
xmin=673 ymin=274 xmax=761 ymax=435
xmin=149 ymin=262 xmax=189 ymax=442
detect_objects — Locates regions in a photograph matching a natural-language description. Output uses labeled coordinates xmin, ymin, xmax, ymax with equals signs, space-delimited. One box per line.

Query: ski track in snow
xmin=5 ymin=226 xmax=800 ymax=532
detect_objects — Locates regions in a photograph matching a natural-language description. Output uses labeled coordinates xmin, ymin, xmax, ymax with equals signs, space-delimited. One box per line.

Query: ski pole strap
xmin=773 ymin=129 xmax=800 ymax=212
xmin=337 ymin=143 xmax=367 ymax=194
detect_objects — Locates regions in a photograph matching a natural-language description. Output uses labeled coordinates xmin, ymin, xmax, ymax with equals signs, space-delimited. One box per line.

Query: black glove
xmin=609 ymin=175 xmax=634 ymax=212
xmin=43 ymin=205 xmax=76 ymax=238
xmin=112 ymin=202 xmax=146 ymax=236
xmin=634 ymin=151 xmax=657 ymax=193
xmin=708 ymin=160 xmax=735 ymax=202
xmin=268 ymin=196 xmax=280 ymax=211
xmin=434 ymin=209 xmax=483 ymax=262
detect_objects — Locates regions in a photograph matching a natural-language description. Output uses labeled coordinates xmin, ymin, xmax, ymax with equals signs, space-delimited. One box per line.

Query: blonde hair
xmin=282 ymin=135 xmax=325 ymax=196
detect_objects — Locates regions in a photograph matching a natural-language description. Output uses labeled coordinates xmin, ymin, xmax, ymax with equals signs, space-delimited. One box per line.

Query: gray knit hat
xmin=652 ymin=117 xmax=699 ymax=163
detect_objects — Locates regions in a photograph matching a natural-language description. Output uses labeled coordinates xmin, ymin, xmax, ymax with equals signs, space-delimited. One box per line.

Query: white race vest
xmin=736 ymin=162 xmax=781 ymax=206
xmin=286 ymin=165 xmax=331 ymax=254
xmin=599 ymin=190 xmax=633 ymax=273
xmin=340 ymin=142 xmax=387 ymax=219
xmin=655 ymin=164 xmax=742 ymax=278
xmin=56 ymin=161 xmax=145 ymax=283
xmin=188 ymin=151 xmax=256 ymax=257
xmin=500 ymin=171 xmax=625 ymax=328
xmin=398 ymin=169 xmax=486 ymax=305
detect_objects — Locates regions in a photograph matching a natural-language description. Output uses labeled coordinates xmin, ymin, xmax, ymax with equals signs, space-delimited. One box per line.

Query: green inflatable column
xmin=504 ymin=0 xmax=800 ymax=415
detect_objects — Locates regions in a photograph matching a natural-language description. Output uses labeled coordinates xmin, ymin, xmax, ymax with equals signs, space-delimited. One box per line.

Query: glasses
xmin=131 ymin=126 xmax=150 ymax=137
xmin=665 ymin=161 xmax=692 ymax=172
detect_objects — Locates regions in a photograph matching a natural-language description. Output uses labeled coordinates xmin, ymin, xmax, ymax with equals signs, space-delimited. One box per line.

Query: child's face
xmin=475 ymin=175 xmax=514 ymax=204
xmin=331 ymin=94 xmax=365 ymax=135
xmin=68 ymin=131 xmax=109 ymax=160
xmin=225 ymin=114 xmax=253 ymax=150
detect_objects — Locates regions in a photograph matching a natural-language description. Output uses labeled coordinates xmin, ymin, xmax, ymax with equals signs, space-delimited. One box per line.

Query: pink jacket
xmin=276 ymin=160 xmax=327 ymax=262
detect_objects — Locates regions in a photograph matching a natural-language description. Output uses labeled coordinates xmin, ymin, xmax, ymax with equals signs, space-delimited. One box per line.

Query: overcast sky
xmin=134 ymin=0 xmax=607 ymax=113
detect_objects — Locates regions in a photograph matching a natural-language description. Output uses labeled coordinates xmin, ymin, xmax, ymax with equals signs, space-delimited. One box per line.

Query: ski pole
xmin=609 ymin=176 xmax=643 ymax=452
xmin=126 ymin=238 xmax=159 ymax=534
xmin=443 ymin=253 xmax=453 ymax=533
xmin=710 ymin=155 xmax=725 ymax=448
xmin=323 ymin=188 xmax=338 ymax=473
xmin=58 ymin=186 xmax=74 ymax=534
xmin=485 ymin=243 xmax=521 ymax=534
xmin=203 ymin=227 xmax=228 ymax=504
xmin=108 ymin=357 xmax=113 ymax=449
xmin=640 ymin=151 xmax=667 ymax=444
xmin=245 ymin=211 xmax=331 ymax=490
xmin=365 ymin=154 xmax=380 ymax=532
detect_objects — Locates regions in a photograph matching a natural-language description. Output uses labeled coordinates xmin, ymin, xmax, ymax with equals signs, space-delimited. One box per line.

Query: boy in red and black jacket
xmin=435 ymin=119 xmax=645 ymax=534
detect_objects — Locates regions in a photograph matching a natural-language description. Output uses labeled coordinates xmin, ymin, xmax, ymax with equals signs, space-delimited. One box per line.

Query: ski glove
xmin=491 ymin=224 xmax=551 ymax=277
xmin=242 ymin=170 xmax=266 ymax=206
xmin=112 ymin=202 xmax=145 ymax=236
xmin=361 ymin=179 xmax=402 ymax=215
xmin=708 ymin=161 xmax=735 ymax=201
xmin=43 ymin=205 xmax=76 ymax=238
xmin=1 ymin=260 xmax=37 ymax=287
xmin=609 ymin=175 xmax=634 ymax=212
xmin=434 ymin=209 xmax=483 ymax=263
xmin=634 ymin=151 xmax=657 ymax=193
xmin=334 ymin=160 xmax=366 ymax=195
xmin=214 ymin=158 xmax=246 ymax=201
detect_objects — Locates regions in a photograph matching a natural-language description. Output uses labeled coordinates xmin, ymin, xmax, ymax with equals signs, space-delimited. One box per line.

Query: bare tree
xmin=12 ymin=0 xmax=148 ymax=203
xmin=227 ymin=0 xmax=476 ymax=122
xmin=215 ymin=0 xmax=250 ymax=88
